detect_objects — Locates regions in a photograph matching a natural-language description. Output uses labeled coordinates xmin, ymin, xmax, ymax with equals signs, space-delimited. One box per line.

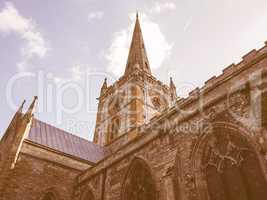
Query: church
xmin=1 ymin=14 xmax=267 ymax=200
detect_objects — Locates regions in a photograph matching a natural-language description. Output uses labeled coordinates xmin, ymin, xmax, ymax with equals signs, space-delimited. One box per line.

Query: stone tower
xmin=93 ymin=14 xmax=177 ymax=146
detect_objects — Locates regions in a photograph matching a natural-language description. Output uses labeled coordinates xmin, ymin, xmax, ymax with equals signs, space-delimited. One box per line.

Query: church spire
xmin=124 ymin=13 xmax=152 ymax=76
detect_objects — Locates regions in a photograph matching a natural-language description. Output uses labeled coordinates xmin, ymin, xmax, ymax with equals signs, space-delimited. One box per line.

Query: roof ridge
xmin=32 ymin=118 xmax=105 ymax=150
xmin=27 ymin=118 xmax=107 ymax=163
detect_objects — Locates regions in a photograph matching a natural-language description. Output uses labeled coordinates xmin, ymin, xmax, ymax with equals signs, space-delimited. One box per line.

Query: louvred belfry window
xmin=123 ymin=158 xmax=157 ymax=200
xmin=202 ymin=127 xmax=267 ymax=200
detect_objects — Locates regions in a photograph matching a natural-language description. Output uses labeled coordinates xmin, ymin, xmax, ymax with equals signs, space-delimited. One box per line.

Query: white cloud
xmin=88 ymin=11 xmax=104 ymax=21
xmin=106 ymin=13 xmax=173 ymax=76
xmin=0 ymin=2 xmax=48 ymax=71
xmin=150 ymin=2 xmax=176 ymax=14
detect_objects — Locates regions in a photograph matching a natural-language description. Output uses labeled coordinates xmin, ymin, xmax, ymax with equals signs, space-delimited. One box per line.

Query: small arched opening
xmin=121 ymin=157 xmax=158 ymax=200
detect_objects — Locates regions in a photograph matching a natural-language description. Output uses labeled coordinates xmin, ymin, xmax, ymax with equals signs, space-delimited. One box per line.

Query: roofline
xmin=32 ymin=118 xmax=97 ymax=145
xmin=24 ymin=139 xmax=97 ymax=166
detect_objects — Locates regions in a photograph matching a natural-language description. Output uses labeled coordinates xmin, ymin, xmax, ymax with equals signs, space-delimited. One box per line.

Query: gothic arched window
xmin=108 ymin=94 xmax=124 ymax=116
xmin=201 ymin=126 xmax=267 ymax=200
xmin=122 ymin=158 xmax=157 ymax=200
xmin=108 ymin=118 xmax=120 ymax=142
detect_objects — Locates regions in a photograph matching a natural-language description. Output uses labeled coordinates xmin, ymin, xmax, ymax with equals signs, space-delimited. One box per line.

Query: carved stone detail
xmin=228 ymin=92 xmax=249 ymax=117
xmin=202 ymin=134 xmax=249 ymax=173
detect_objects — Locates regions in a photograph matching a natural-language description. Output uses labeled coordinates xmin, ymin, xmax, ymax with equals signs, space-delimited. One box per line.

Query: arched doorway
xmin=122 ymin=158 xmax=157 ymax=200
xmin=196 ymin=123 xmax=267 ymax=200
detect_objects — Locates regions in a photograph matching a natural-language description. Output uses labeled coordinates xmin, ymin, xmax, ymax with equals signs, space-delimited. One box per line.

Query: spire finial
xmin=169 ymin=78 xmax=177 ymax=100
xmin=170 ymin=77 xmax=174 ymax=85
xmin=170 ymin=77 xmax=176 ymax=88
xmin=103 ymin=77 xmax=107 ymax=87
xmin=136 ymin=11 xmax=139 ymax=19
xmin=18 ymin=99 xmax=26 ymax=113
xmin=100 ymin=78 xmax=108 ymax=96
xmin=25 ymin=96 xmax=38 ymax=119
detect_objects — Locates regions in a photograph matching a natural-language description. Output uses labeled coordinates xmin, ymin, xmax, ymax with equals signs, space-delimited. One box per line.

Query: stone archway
xmin=121 ymin=157 xmax=157 ymax=200
xmin=193 ymin=122 xmax=267 ymax=200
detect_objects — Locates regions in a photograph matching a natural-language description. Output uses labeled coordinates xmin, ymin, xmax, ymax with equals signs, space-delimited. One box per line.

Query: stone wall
xmin=75 ymin=43 xmax=267 ymax=200
xmin=77 ymin=133 xmax=179 ymax=200
xmin=77 ymin=94 xmax=267 ymax=200
xmin=1 ymin=153 xmax=80 ymax=200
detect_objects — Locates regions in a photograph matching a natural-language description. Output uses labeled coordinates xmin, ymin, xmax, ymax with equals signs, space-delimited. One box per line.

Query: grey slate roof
xmin=26 ymin=119 xmax=107 ymax=163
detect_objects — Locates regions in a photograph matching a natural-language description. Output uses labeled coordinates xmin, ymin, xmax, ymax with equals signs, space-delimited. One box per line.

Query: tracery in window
xmin=202 ymin=127 xmax=267 ymax=200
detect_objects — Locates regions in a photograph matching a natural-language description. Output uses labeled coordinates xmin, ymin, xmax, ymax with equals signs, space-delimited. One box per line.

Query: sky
xmin=1 ymin=0 xmax=267 ymax=141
